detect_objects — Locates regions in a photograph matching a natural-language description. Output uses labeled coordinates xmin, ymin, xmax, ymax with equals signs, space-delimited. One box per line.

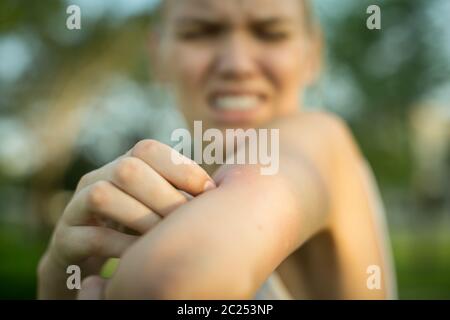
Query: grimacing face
xmin=154 ymin=0 xmax=320 ymax=132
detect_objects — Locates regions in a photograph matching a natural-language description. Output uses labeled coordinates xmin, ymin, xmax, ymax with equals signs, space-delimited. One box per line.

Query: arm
xmin=275 ymin=112 xmax=395 ymax=299
xmin=104 ymin=112 xmax=339 ymax=299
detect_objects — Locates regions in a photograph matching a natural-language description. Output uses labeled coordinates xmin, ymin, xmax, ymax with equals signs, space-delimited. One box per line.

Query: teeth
xmin=213 ymin=95 xmax=259 ymax=111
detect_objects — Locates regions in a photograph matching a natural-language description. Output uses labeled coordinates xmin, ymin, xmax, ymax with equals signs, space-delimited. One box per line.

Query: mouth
xmin=207 ymin=91 xmax=266 ymax=124
xmin=211 ymin=94 xmax=262 ymax=111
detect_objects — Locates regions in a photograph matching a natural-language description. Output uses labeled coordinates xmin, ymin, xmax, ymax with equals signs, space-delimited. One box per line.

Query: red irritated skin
xmin=102 ymin=112 xmax=394 ymax=299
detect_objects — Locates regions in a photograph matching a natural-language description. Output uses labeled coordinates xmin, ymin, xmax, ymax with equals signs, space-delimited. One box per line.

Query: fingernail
xmin=203 ymin=180 xmax=216 ymax=192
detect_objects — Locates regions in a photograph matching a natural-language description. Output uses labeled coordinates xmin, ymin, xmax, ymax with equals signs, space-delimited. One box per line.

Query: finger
xmin=78 ymin=276 xmax=107 ymax=300
xmin=60 ymin=225 xmax=138 ymax=262
xmin=65 ymin=181 xmax=161 ymax=234
xmin=76 ymin=157 xmax=189 ymax=216
xmin=131 ymin=139 xmax=216 ymax=196
xmin=74 ymin=149 xmax=133 ymax=193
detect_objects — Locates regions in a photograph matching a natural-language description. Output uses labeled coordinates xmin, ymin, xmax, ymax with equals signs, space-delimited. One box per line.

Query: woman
xmin=38 ymin=0 xmax=396 ymax=299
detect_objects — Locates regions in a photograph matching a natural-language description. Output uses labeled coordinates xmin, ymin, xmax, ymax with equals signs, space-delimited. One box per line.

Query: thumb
xmin=77 ymin=275 xmax=108 ymax=300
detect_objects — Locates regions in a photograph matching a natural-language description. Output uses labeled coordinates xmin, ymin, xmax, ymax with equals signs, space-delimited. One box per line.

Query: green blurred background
xmin=0 ymin=0 xmax=449 ymax=299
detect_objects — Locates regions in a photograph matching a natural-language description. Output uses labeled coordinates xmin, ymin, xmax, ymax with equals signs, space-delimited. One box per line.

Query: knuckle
xmin=86 ymin=181 xmax=111 ymax=211
xmin=182 ymin=168 xmax=204 ymax=192
xmin=131 ymin=139 xmax=160 ymax=159
xmin=77 ymin=171 xmax=94 ymax=191
xmin=53 ymin=224 xmax=67 ymax=247
xmin=51 ymin=225 xmax=74 ymax=260
xmin=113 ymin=157 xmax=141 ymax=186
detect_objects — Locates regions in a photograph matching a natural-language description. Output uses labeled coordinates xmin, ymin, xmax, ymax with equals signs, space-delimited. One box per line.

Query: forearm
xmin=105 ymin=164 xmax=327 ymax=299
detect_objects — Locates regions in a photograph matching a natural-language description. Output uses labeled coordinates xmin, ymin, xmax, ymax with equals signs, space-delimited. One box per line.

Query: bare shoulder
xmin=273 ymin=110 xmax=366 ymax=187
xmin=299 ymin=110 xmax=363 ymax=157
xmin=275 ymin=111 xmax=360 ymax=152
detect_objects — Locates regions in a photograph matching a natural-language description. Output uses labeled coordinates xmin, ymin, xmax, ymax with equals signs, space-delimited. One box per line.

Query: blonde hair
xmin=152 ymin=0 xmax=317 ymax=35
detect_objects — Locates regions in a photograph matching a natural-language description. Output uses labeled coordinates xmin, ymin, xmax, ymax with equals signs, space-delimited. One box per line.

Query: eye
xmin=255 ymin=28 xmax=290 ymax=42
xmin=177 ymin=24 xmax=223 ymax=41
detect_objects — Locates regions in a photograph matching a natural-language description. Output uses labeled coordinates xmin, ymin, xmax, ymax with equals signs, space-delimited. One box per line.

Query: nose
xmin=214 ymin=33 xmax=258 ymax=81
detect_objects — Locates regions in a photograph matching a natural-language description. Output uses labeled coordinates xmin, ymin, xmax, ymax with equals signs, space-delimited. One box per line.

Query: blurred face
xmin=157 ymin=0 xmax=317 ymax=131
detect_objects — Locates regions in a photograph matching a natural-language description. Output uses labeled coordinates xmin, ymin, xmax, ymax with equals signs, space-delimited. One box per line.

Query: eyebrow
xmin=174 ymin=16 xmax=295 ymax=28
xmin=251 ymin=17 xmax=295 ymax=27
xmin=174 ymin=17 xmax=223 ymax=27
